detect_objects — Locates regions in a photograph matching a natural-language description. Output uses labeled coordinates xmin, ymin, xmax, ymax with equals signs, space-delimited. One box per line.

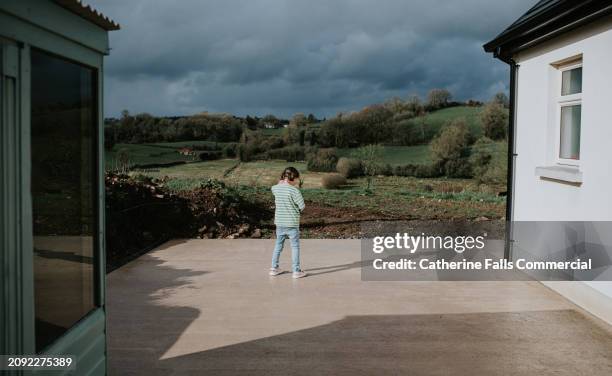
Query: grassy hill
xmin=420 ymin=105 xmax=484 ymax=138
xmin=335 ymin=106 xmax=488 ymax=166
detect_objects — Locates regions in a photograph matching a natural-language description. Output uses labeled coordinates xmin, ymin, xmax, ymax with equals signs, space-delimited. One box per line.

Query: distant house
xmin=484 ymin=0 xmax=612 ymax=324
xmin=263 ymin=123 xmax=276 ymax=129
xmin=178 ymin=147 xmax=195 ymax=156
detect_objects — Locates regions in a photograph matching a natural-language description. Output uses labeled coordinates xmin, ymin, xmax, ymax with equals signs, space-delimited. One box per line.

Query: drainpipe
xmin=505 ymin=60 xmax=518 ymax=260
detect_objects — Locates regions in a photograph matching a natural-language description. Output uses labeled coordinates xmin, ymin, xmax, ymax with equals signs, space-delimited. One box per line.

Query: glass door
xmin=30 ymin=49 xmax=99 ymax=352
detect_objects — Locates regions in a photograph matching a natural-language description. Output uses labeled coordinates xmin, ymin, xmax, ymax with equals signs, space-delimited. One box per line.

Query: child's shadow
xmin=307 ymin=260 xmax=368 ymax=276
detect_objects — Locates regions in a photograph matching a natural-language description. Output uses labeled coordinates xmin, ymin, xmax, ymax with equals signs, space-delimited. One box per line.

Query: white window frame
xmin=555 ymin=61 xmax=582 ymax=166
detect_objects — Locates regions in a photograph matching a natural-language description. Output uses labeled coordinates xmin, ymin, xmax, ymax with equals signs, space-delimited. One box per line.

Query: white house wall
xmin=513 ymin=15 xmax=612 ymax=309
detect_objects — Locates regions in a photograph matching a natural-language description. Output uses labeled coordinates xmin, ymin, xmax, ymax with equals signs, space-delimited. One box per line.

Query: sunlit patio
xmin=107 ymin=239 xmax=612 ymax=375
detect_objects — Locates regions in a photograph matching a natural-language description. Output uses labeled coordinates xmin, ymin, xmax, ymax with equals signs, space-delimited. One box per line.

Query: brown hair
xmin=280 ymin=166 xmax=300 ymax=181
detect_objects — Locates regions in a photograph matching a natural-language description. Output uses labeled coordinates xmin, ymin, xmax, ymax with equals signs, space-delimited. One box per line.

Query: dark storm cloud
xmin=89 ymin=0 xmax=534 ymax=117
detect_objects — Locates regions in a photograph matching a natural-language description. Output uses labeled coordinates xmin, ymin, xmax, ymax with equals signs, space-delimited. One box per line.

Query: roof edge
xmin=483 ymin=0 xmax=612 ymax=61
xmin=53 ymin=0 xmax=120 ymax=31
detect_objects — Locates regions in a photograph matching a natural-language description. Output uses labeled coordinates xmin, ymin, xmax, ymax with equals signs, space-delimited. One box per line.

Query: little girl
xmin=269 ymin=167 xmax=307 ymax=278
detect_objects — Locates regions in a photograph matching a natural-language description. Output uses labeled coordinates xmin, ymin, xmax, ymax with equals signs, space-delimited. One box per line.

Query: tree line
xmin=105 ymin=88 xmax=508 ymax=151
xmin=104 ymin=111 xmax=244 ymax=149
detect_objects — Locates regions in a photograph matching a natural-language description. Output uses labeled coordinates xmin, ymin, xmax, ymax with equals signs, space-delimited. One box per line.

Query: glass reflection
xmin=559 ymin=104 xmax=581 ymax=160
xmin=31 ymin=49 xmax=97 ymax=351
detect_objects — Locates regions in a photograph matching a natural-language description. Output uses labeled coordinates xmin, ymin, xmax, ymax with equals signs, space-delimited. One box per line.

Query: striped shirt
xmin=271 ymin=182 xmax=305 ymax=227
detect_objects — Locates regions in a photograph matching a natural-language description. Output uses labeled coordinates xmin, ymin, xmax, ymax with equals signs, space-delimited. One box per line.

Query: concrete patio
xmin=107 ymin=239 xmax=612 ymax=375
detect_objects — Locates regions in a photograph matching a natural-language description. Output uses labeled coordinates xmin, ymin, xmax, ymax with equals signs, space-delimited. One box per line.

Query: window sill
xmin=535 ymin=165 xmax=583 ymax=184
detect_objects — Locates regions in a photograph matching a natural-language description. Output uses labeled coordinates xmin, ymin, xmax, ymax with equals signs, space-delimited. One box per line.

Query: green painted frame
xmin=1 ymin=1 xmax=108 ymax=374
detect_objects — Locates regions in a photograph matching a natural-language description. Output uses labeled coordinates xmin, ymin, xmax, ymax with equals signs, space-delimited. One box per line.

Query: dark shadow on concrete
xmin=307 ymin=260 xmax=368 ymax=276
xmin=154 ymin=310 xmax=612 ymax=376
xmin=107 ymin=239 xmax=208 ymax=376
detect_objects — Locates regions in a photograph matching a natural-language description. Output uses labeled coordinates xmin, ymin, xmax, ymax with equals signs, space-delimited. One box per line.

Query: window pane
xmin=561 ymin=67 xmax=582 ymax=95
xmin=559 ymin=105 xmax=581 ymax=160
xmin=31 ymin=49 xmax=97 ymax=352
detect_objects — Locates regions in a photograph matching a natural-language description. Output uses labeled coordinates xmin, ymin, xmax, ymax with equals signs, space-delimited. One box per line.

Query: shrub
xmin=222 ymin=143 xmax=237 ymax=158
xmin=307 ymin=148 xmax=338 ymax=172
xmin=104 ymin=127 xmax=116 ymax=150
xmin=394 ymin=162 xmax=443 ymax=178
xmin=429 ymin=119 xmax=475 ymax=178
xmin=469 ymin=137 xmax=494 ymax=179
xmin=115 ymin=148 xmax=132 ymax=173
xmin=237 ymin=143 xmax=256 ymax=162
xmin=307 ymin=131 xmax=318 ymax=146
xmin=430 ymin=118 xmax=470 ymax=162
xmin=372 ymin=163 xmax=393 ymax=176
xmin=481 ymin=102 xmax=508 ymax=140
xmin=192 ymin=143 xmax=221 ymax=151
xmin=393 ymin=164 xmax=412 ymax=177
xmin=283 ymin=124 xmax=300 ymax=144
xmin=321 ymin=173 xmax=347 ymax=189
xmin=443 ymin=158 xmax=472 ymax=178
xmin=336 ymin=157 xmax=363 ymax=178
xmin=480 ymin=158 xmax=507 ymax=184
xmin=261 ymin=135 xmax=284 ymax=150
xmin=392 ymin=110 xmax=416 ymax=122
xmin=470 ymin=138 xmax=507 ymax=184
xmin=198 ymin=150 xmax=222 ymax=161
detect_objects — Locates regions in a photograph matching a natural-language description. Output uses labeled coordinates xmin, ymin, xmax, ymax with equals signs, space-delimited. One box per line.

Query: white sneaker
xmin=292 ymin=270 xmax=307 ymax=279
xmin=269 ymin=268 xmax=283 ymax=276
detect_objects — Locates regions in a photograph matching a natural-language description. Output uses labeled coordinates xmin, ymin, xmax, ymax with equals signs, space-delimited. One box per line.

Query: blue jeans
xmin=271 ymin=226 xmax=301 ymax=272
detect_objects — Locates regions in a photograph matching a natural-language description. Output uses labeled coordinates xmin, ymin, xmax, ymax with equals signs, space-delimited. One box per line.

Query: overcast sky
xmin=89 ymin=0 xmax=534 ymax=118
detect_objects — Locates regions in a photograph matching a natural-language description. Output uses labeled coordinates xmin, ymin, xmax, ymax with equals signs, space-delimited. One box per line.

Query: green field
xmin=421 ymin=106 xmax=484 ymax=137
xmin=108 ymin=134 xmax=507 ymax=226
xmin=107 ymin=141 xmax=437 ymax=172
xmin=125 ymin=158 xmax=505 ymax=220
xmin=105 ymin=140 xmax=232 ymax=169
xmin=260 ymin=128 xmax=285 ymax=136
xmin=338 ymin=145 xmax=432 ymax=166
xmin=105 ymin=143 xmax=195 ymax=168
xmin=149 ymin=140 xmax=229 ymax=148
xmin=159 ymin=167 xmax=504 ymax=223
xmin=140 ymin=159 xmax=329 ymax=191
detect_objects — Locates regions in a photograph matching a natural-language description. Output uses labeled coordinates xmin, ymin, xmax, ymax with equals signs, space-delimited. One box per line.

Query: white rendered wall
xmin=512 ymin=15 xmax=612 ymax=316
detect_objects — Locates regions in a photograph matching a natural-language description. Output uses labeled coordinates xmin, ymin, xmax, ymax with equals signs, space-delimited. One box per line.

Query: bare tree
xmin=427 ymin=88 xmax=452 ymax=109
xmin=290 ymin=113 xmax=308 ymax=127
xmin=354 ymin=144 xmax=384 ymax=192
xmin=492 ymin=92 xmax=509 ymax=108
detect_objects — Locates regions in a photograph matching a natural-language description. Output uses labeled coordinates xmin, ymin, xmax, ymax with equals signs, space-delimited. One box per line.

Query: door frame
xmin=1 ymin=36 xmax=35 ymax=360
xmin=1 ymin=5 xmax=107 ymax=374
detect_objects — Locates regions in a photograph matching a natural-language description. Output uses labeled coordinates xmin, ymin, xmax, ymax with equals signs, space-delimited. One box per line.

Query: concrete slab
xmin=107 ymin=239 xmax=612 ymax=375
